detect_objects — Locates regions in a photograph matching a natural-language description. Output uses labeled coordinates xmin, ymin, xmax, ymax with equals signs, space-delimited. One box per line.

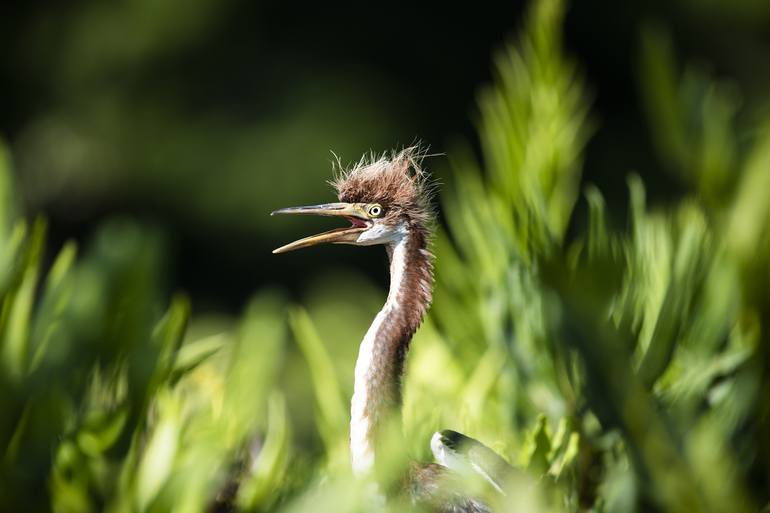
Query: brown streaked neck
xmin=350 ymin=227 xmax=433 ymax=476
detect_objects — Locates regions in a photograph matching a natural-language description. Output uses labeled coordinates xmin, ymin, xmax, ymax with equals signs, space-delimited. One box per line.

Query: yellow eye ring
xmin=367 ymin=204 xmax=384 ymax=218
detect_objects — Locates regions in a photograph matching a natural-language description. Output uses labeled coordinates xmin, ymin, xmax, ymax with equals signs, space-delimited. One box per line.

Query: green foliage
xmin=2 ymin=0 xmax=770 ymax=511
xmin=289 ymin=307 xmax=348 ymax=470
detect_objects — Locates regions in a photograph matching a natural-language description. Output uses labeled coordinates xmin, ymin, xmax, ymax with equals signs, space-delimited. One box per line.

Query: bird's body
xmin=273 ymin=148 xmax=511 ymax=511
xmin=408 ymin=463 xmax=492 ymax=513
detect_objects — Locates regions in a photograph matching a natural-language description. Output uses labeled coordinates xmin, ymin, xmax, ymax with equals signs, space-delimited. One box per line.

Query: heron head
xmin=271 ymin=147 xmax=434 ymax=254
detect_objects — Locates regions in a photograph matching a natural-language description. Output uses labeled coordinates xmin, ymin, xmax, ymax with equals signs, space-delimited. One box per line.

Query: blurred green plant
xmin=2 ymin=0 xmax=770 ymax=511
xmin=0 ymin=137 xmax=292 ymax=511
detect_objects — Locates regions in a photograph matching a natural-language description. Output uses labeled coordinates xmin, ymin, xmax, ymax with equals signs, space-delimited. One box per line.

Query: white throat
xmin=349 ymin=232 xmax=410 ymax=476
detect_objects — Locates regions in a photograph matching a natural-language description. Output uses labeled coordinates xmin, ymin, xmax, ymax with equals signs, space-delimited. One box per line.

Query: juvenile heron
xmin=272 ymin=148 xmax=512 ymax=511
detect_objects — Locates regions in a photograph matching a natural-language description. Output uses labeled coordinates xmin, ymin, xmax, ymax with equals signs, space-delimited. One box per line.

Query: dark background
xmin=2 ymin=0 xmax=769 ymax=313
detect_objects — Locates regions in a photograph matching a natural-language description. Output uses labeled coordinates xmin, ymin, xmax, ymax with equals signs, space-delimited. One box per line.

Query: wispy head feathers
xmin=331 ymin=146 xmax=436 ymax=230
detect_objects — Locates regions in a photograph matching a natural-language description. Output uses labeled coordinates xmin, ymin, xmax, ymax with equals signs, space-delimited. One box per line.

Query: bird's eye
xmin=368 ymin=204 xmax=384 ymax=218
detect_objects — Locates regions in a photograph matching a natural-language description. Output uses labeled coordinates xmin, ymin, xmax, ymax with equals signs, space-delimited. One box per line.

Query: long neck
xmin=350 ymin=228 xmax=433 ymax=475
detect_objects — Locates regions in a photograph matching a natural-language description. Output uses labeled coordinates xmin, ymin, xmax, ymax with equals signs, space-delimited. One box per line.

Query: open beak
xmin=270 ymin=202 xmax=370 ymax=254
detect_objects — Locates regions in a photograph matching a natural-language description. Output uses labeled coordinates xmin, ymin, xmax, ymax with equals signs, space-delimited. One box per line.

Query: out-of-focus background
xmin=4 ymin=0 xmax=529 ymax=307
xmin=2 ymin=0 xmax=770 ymax=511
xmin=2 ymin=0 xmax=766 ymax=308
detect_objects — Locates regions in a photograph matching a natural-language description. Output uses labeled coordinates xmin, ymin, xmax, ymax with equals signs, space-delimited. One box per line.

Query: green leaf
xmin=135 ymin=390 xmax=181 ymax=511
xmin=1 ymin=218 xmax=46 ymax=380
xmin=0 ymin=140 xmax=16 ymax=240
xmin=76 ymin=407 xmax=129 ymax=457
xmin=237 ymin=391 xmax=291 ymax=510
xmin=148 ymin=294 xmax=191 ymax=390
xmin=519 ymin=415 xmax=552 ymax=474
xmin=28 ymin=241 xmax=78 ymax=371
xmin=289 ymin=306 xmax=347 ymax=466
xmin=172 ymin=333 xmax=228 ymax=378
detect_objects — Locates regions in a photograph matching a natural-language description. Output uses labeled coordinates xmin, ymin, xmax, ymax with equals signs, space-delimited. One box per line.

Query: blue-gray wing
xmin=430 ymin=430 xmax=514 ymax=495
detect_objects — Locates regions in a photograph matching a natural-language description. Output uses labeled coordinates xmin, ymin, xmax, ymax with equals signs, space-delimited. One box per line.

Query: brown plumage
xmin=332 ymin=147 xmax=436 ymax=235
xmin=408 ymin=464 xmax=492 ymax=513
xmin=333 ymin=148 xmax=435 ymax=410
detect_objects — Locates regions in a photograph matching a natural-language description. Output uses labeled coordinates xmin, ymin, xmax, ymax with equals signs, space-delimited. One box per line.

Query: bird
xmin=271 ymin=147 xmax=513 ymax=512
